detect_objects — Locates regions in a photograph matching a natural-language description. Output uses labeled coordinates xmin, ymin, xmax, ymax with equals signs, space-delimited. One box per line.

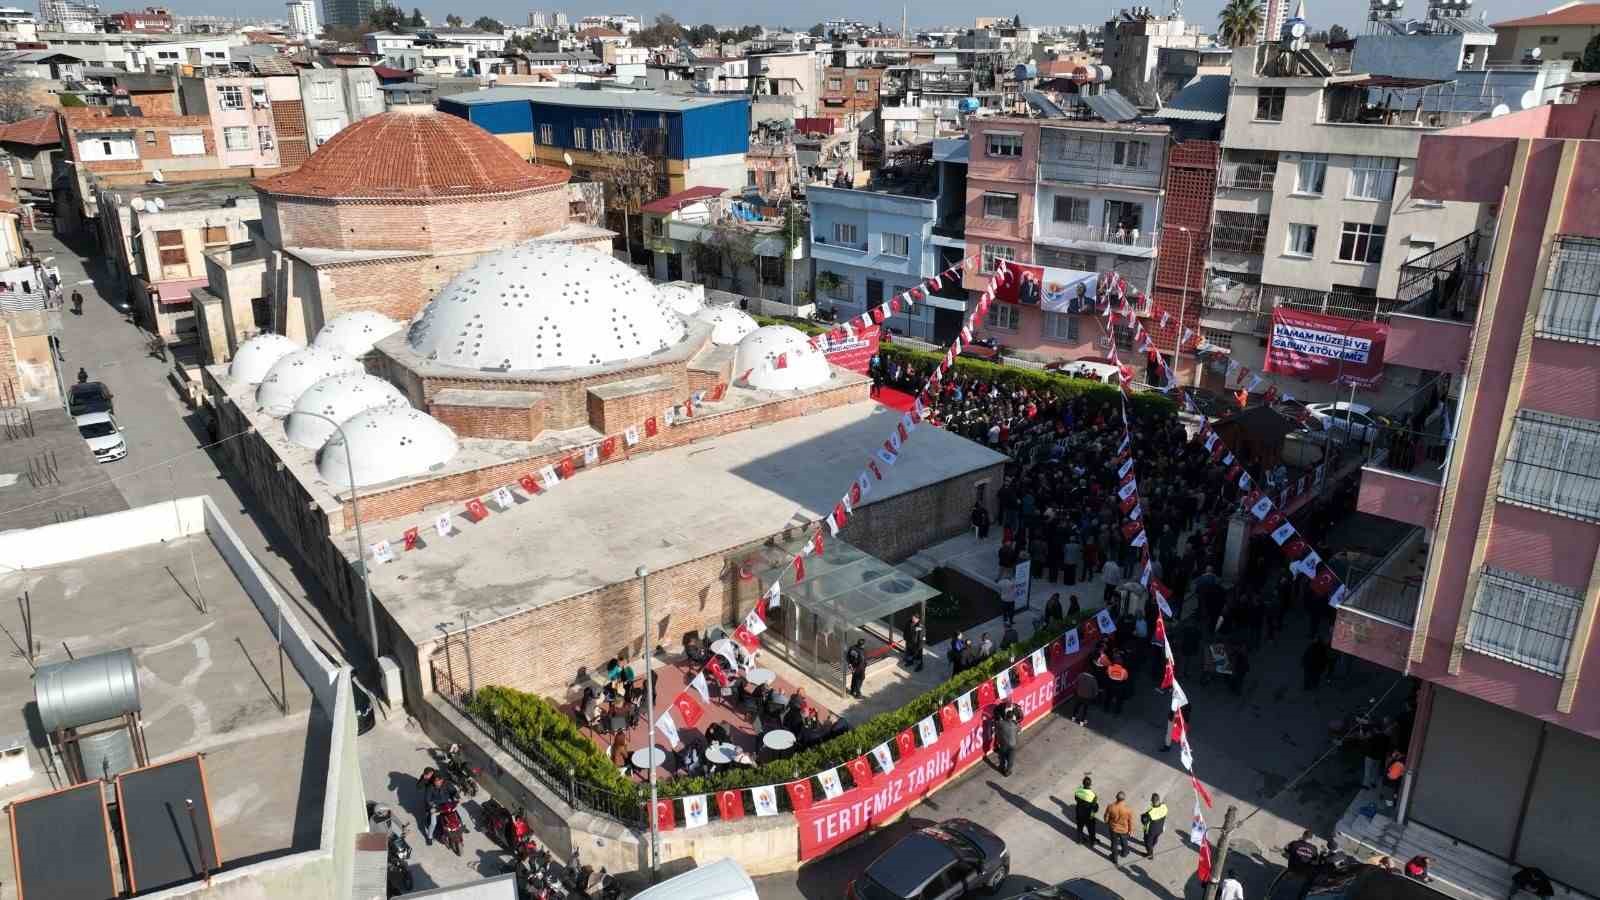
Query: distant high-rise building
xmin=320 ymin=0 xmax=372 ymax=29
xmin=287 ymin=0 xmax=317 ymax=36
xmin=1261 ymin=0 xmax=1288 ymax=43
xmin=38 ymin=0 xmax=99 ymax=29
xmin=553 ymin=11 xmax=566 ymax=28
xmin=527 ymin=9 xmax=551 ymax=28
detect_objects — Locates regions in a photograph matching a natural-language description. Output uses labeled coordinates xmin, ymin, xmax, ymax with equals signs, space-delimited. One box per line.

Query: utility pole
xmin=1202 ymin=805 xmax=1239 ymax=900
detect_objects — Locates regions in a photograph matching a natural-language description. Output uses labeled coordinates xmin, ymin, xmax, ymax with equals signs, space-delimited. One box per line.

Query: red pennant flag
xmin=897 ymin=421 xmax=909 ymax=442
xmin=600 ymin=436 xmax=618 ymax=460
xmin=1120 ymin=494 xmax=1139 ymax=516
xmin=1161 ymin=659 xmax=1175 ymax=691
xmin=785 ymin=779 xmax=814 ymax=811
xmin=652 ymin=798 xmax=676 ymax=831
xmin=754 ymin=595 xmax=770 ymax=621
xmin=890 ymin=295 xmax=904 ymax=313
xmin=811 ymin=531 xmax=824 ymax=557
xmin=717 ymin=790 xmax=744 ymax=822
xmin=846 ymin=755 xmax=873 ymax=787
xmin=403 ymin=527 xmax=420 ymax=551
xmin=849 ymin=481 xmax=862 ymax=506
xmin=895 ymin=728 xmax=916 ymax=758
xmin=775 ymin=353 xmax=789 ymax=370
xmin=558 ymin=457 xmax=576 ymax=480
xmin=1197 ymin=838 xmax=1214 ymax=883
xmin=939 ymin=703 xmax=959 ymax=730
xmin=1121 ymin=520 xmax=1145 ymax=543
xmin=832 ymin=502 xmax=849 ymax=530
xmin=673 ymin=692 xmax=704 ymax=728
xmin=793 ymin=554 xmax=805 ymax=582
xmin=465 ymin=498 xmax=489 ymax=521
xmin=519 ymin=474 xmax=540 ymax=494
xmin=645 ymin=416 xmax=659 ymax=437
xmin=708 ymin=382 xmax=727 ymax=402
xmin=683 ymin=396 xmax=694 ymax=418
xmin=1170 ymin=711 xmax=1186 ymax=744
xmin=1191 ymin=775 xmax=1214 ymax=808
xmin=1225 ymin=464 xmax=1243 ymax=484
xmin=870 ymin=306 xmax=886 ymax=324
xmin=1282 ymin=536 xmax=1310 ymax=560
xmin=1260 ymin=510 xmax=1287 ymax=535
xmin=1152 ymin=579 xmax=1172 ymax=601
xmin=909 ymin=287 xmax=925 ymax=302
xmin=1154 ymin=617 xmax=1168 ymax=646
xmin=705 ymin=656 xmax=730 ymax=687
xmin=738 ymin=368 xmax=754 ymax=384
xmin=1310 ymin=565 xmax=1339 ymax=596
xmin=733 ymin=624 xmax=760 ymax=652
xmin=977 ymin=680 xmax=997 ymax=707
xmin=869 ymin=460 xmax=883 ymax=480
xmin=1015 ymin=658 xmax=1033 ymax=682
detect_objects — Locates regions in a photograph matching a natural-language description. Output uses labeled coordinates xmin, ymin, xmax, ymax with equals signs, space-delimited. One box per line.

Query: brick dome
xmin=254 ymin=111 xmax=567 ymax=201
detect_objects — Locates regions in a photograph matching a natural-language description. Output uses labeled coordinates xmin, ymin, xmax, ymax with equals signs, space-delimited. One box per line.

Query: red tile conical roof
xmin=255 ymin=110 xmax=567 ymax=201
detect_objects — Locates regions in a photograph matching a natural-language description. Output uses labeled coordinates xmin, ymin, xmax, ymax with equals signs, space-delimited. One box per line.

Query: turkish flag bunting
xmin=846 ymin=755 xmax=873 ymax=788
xmin=976 ymin=680 xmax=998 ymax=707
xmin=775 ymin=353 xmax=789 ymax=370
xmin=645 ymin=416 xmax=659 ymax=437
xmin=785 ymin=780 xmax=814 ymax=811
xmin=403 ymin=527 xmax=420 ymax=551
xmin=833 ymin=502 xmax=849 ymax=530
xmin=520 ymin=474 xmax=540 ymax=494
xmin=850 ymin=481 xmax=862 ymax=506
xmin=939 ymin=703 xmax=959 ymax=731
xmin=1161 ymin=659 xmax=1175 ymax=691
xmin=1191 ymin=775 xmax=1214 ymax=808
xmin=732 ymin=624 xmax=761 ymax=652
xmin=709 ymin=382 xmax=727 ymax=402
xmin=811 ymin=531 xmax=825 ymax=557
xmin=465 ymin=498 xmax=489 ymax=521
xmin=1260 ymin=510 xmax=1287 ymax=534
xmin=558 ymin=457 xmax=576 ymax=479
xmin=652 ymin=798 xmax=676 ymax=831
xmin=1122 ymin=520 xmax=1145 ymax=543
xmin=897 ymin=421 xmax=909 ymax=442
xmin=1226 ymin=464 xmax=1242 ymax=484
xmin=717 ymin=790 xmax=744 ymax=822
xmin=1310 ymin=564 xmax=1339 ymax=597
xmin=673 ymin=692 xmax=704 ymax=728
xmin=1170 ymin=710 xmax=1186 ymax=744
xmin=869 ymin=460 xmax=883 ymax=480
xmin=1282 ymin=535 xmax=1310 ymax=560
xmin=1154 ymin=616 xmax=1168 ymax=646
xmin=705 ymin=656 xmax=730 ymax=687
xmin=896 ymin=728 xmax=916 ymax=758
xmin=891 ymin=295 xmax=904 ymax=313
xmin=600 ymin=436 xmax=618 ymax=460
xmin=1197 ymin=839 xmax=1214 ymax=883
xmin=1120 ymin=494 xmax=1139 ymax=515
xmin=871 ymin=306 xmax=886 ymax=324
xmin=793 ymin=554 xmax=805 ymax=582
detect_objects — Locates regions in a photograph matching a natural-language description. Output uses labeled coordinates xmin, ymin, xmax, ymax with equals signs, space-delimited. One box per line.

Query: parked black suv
xmin=847 ymin=819 xmax=1010 ymax=900
xmin=68 ymin=382 xmax=114 ymax=417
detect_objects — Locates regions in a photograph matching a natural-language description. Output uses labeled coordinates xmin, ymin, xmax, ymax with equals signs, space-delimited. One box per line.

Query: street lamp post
xmin=637 ymin=564 xmax=659 ymax=883
xmin=1171 ymin=226 xmax=1195 ymax=386
xmin=299 ymin=411 xmax=379 ymax=666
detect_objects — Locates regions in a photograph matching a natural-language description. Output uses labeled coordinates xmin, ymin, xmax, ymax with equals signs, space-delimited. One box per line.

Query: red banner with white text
xmin=795 ymin=648 xmax=1087 ymax=859
xmin=818 ymin=323 xmax=881 ymax=374
xmin=1262 ymin=307 xmax=1389 ymax=387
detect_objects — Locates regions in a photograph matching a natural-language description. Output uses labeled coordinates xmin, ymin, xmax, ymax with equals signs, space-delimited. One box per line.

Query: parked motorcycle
xmin=507 ymin=844 xmax=563 ymax=900
xmin=369 ymin=804 xmax=414 ymax=897
xmin=432 ymin=743 xmax=481 ymax=798
xmin=561 ymin=846 xmax=621 ymax=900
xmin=434 ymin=799 xmax=466 ymax=856
xmin=482 ymin=799 xmax=538 ymax=859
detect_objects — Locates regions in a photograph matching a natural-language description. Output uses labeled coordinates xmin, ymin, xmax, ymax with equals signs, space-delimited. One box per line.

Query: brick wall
xmin=586 ymin=380 xmax=678 ymax=435
xmin=267 ymin=185 xmax=569 ymax=254
xmin=418 ymin=354 xmax=696 ymax=432
xmin=339 ymin=379 xmax=870 ymax=528
xmin=318 ymin=252 xmax=483 ymax=325
xmin=430 ymin=392 xmax=543 ymax=441
xmin=272 ymin=98 xmax=311 ymax=168
xmin=1149 ymin=139 xmax=1217 ymax=350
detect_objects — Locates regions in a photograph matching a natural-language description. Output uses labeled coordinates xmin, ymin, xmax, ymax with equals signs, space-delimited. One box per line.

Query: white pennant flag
xmin=825 ymin=513 xmax=841 ymax=537
xmin=1156 ymin=593 xmax=1174 ymax=619
xmin=1271 ymin=521 xmax=1297 ymax=545
xmin=857 ymin=472 xmax=872 ymax=498
xmin=751 ymin=785 xmax=779 ymax=817
xmin=682 ymin=794 xmax=709 ymax=829
xmin=1190 ymin=800 xmax=1208 ymax=845
xmin=1202 ymin=432 xmax=1218 ymax=452
xmin=888 ymin=430 xmax=903 ymax=452
xmin=1170 ymin=679 xmax=1189 ymax=712
xmin=743 ymin=608 xmax=768 ymax=637
xmin=1030 ymin=646 xmax=1047 ymax=678
xmin=994 ymin=669 xmax=1013 ymax=700
xmin=1140 ymin=560 xmax=1153 ymax=587
xmin=764 ymin=579 xmax=782 ymax=609
xmin=655 ymin=711 xmax=680 ymax=747
xmin=371 ymin=539 xmax=395 ymax=564
xmin=1118 ymin=479 xmax=1138 ymax=501
xmin=1180 ymin=734 xmax=1195 ymax=772
xmin=1293 ymin=551 xmax=1322 ymax=579
xmin=1250 ymin=495 xmax=1274 ymax=520
xmin=584 ymin=445 xmax=601 ymax=467
xmin=817 ymin=767 xmax=845 ymax=800
xmin=872 ymin=742 xmax=895 ymax=774
xmin=1095 ymin=608 xmax=1118 ymax=635
xmin=956 ymin=692 xmax=975 ymax=722
xmin=1062 ymin=627 xmax=1081 ymax=655
xmin=434 ymin=513 xmax=453 ymax=538
xmin=875 ymin=447 xmax=898 ymax=467
xmin=539 ymin=465 xmax=560 ymax=490
xmin=1329 ymin=582 xmax=1349 ymax=608
xmin=624 ymin=425 xmax=640 ymax=447
xmin=917 ymin=715 xmax=939 ymax=746
xmin=1118 ymin=457 xmax=1134 ymax=479
xmin=492 ymin=486 xmax=515 ymax=510
xmin=689 ymin=672 xmax=710 ymax=704
xmin=1222 ymin=452 xmax=1235 ymax=466
xmin=1128 ymin=503 xmax=1143 ymax=522
xmin=900 ymin=412 xmax=916 ymax=435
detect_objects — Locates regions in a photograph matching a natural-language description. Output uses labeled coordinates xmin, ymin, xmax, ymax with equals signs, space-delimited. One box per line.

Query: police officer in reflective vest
xmin=1073 ymin=775 xmax=1099 ymax=846
xmin=1142 ymin=793 xmax=1168 ymax=858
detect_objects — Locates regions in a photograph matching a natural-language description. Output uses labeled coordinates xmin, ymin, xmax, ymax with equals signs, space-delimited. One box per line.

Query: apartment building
xmin=58 ymin=106 xmax=221 ymax=229
xmin=810 ymin=138 xmax=971 ymax=343
xmin=1489 ymin=3 xmax=1600 ymax=63
xmin=641 ymin=187 xmax=809 ymax=303
xmin=297 ymin=67 xmax=383 ymax=153
xmin=964 ymin=113 xmax=1168 ymax=363
xmin=1331 ymin=85 xmax=1600 ymax=899
xmin=179 ymin=75 xmax=281 ymax=169
xmin=821 ymin=66 xmax=883 ymax=122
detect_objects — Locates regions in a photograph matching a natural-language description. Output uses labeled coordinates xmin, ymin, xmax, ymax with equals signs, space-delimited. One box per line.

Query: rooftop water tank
xmin=34 ymin=648 xmax=141 ymax=733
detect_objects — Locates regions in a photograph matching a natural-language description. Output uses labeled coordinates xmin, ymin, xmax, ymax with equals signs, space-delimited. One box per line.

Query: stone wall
xmin=266 ymin=186 xmax=569 ymax=254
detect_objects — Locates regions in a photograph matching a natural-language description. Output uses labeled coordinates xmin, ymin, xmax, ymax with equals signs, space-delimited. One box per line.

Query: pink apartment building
xmin=1334 ymin=86 xmax=1600 ymax=896
xmin=178 ymin=75 xmax=282 ymax=171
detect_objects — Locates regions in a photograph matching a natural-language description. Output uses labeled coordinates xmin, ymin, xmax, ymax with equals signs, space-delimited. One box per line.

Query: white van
xmin=1056 ymin=360 xmax=1121 ymax=386
xmin=630 ymin=859 xmax=758 ymax=900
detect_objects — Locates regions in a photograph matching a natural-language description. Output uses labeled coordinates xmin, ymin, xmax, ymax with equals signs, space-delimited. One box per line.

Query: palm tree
xmin=1218 ymin=0 xmax=1264 ymax=47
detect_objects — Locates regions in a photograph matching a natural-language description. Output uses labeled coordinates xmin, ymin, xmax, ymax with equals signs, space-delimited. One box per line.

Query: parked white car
xmin=75 ymin=411 xmax=127 ymax=463
xmin=1305 ymin=402 xmax=1384 ymax=443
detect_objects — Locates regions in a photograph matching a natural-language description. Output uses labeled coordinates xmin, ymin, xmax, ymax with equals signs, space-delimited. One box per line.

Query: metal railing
xmin=1212 ymin=225 xmax=1268 ymax=256
xmin=1218 ymin=163 xmax=1275 ymax=191
xmin=1536 ymin=236 xmax=1600 ymax=344
xmin=1336 ymin=526 xmax=1425 ymax=626
xmin=1396 ymin=231 xmax=1485 ymax=322
xmin=1500 ymin=410 xmax=1600 ymax=522
xmin=1037 ymin=222 xmax=1157 ymax=249
xmin=1465 ymin=567 xmax=1581 ymax=676
xmin=432 ymin=670 xmax=647 ymax=829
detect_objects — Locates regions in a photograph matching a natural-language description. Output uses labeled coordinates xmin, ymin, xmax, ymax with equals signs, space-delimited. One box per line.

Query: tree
xmin=407 ymin=7 xmax=424 ymax=26
xmin=471 ymin=15 xmax=503 ymax=33
xmin=1328 ymin=24 xmax=1350 ymax=43
xmin=594 ymin=113 xmax=661 ymax=263
xmin=1582 ymin=32 xmax=1600 ymax=72
xmin=634 ymin=13 xmax=684 ymax=47
xmin=368 ymin=2 xmax=404 ymax=30
xmin=444 ymin=13 xmax=463 ymax=27
xmin=1218 ymin=0 xmax=1263 ymax=48
xmin=690 ymin=23 xmax=718 ymax=43
xmin=0 ymin=79 xmax=36 ymax=123
xmin=808 ymin=22 xmax=824 ymax=37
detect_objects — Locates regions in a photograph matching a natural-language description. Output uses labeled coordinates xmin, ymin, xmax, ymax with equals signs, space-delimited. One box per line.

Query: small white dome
xmin=317 ymin=406 xmax=459 ymax=489
xmin=734 ymin=325 xmax=832 ymax=391
xmin=284 ymin=374 xmax=409 ymax=449
xmin=228 ymin=333 xmax=302 ymax=384
xmin=657 ymin=282 xmax=704 ymax=317
xmin=313 ymin=311 xmax=403 ymax=357
xmin=407 ymin=241 xmax=689 ymax=372
xmin=256 ymin=347 xmax=364 ymax=417
xmin=693 ymin=306 xmax=758 ymax=345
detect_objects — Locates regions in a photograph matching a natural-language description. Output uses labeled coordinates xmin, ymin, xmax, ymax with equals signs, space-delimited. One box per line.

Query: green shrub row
xmin=467 ymin=685 xmax=640 ymax=803
xmin=876 ymin=343 xmax=1177 ymax=420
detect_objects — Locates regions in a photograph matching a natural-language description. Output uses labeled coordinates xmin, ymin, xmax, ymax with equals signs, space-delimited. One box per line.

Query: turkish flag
xmin=754 ymin=595 xmax=770 ymax=621
xmin=1170 ymin=711 xmax=1186 ymax=744
xmin=717 ymin=790 xmax=744 ymax=822
xmin=1154 ymin=616 xmax=1169 ymax=646
xmin=785 ymin=779 xmax=813 ymax=811
xmin=939 ymin=703 xmax=959 ymax=731
xmin=832 ymin=503 xmax=849 ymax=530
xmin=1197 ymin=839 xmax=1213 ymax=883
xmin=1226 ymin=464 xmax=1243 ymax=484
xmin=811 ymin=531 xmax=824 ymax=557
xmin=1120 ymin=494 xmax=1139 ymax=515
xmin=600 ymin=436 xmax=617 ymax=460
xmin=558 ymin=457 xmax=576 ymax=480
xmin=705 ymin=656 xmax=730 ymax=687
xmin=402 ymin=527 xmax=420 ymax=551
xmin=775 ymin=353 xmax=789 ymax=370
xmin=846 ymin=755 xmax=873 ymax=788
xmin=1161 ymin=659 xmax=1175 ymax=691
xmin=519 ymin=474 xmax=540 ymax=494
xmin=849 ymin=481 xmax=862 ymax=506
xmin=1260 ymin=510 xmax=1287 ymax=535
xmin=1014 ymin=658 xmax=1033 ymax=683
xmin=1310 ymin=565 xmax=1339 ymax=597
xmin=673 ymin=692 xmax=704 ymax=728
xmin=868 ymin=461 xmax=883 ymax=480
xmin=1282 ymin=536 xmax=1310 ymax=560
xmin=465 ymin=498 xmax=489 ymax=521
xmin=732 ymin=624 xmax=760 ymax=652
xmin=652 ymin=798 xmax=676 ymax=831
xmin=793 ymin=554 xmax=805 ymax=582
xmin=708 ymin=382 xmax=727 ymax=402
xmin=1121 ymin=520 xmax=1145 ymax=543
xmin=891 ymin=295 xmax=905 ymax=313
xmin=683 ymin=396 xmax=694 ymax=418
xmin=896 ymin=728 xmax=916 ymax=758
xmin=870 ymin=306 xmax=886 ymax=324
xmin=976 ymin=680 xmax=997 ymax=707
xmin=897 ymin=421 xmax=909 ymax=442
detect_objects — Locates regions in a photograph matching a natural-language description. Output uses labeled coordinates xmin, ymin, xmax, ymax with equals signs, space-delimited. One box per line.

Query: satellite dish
xmin=1491 ymin=103 xmax=1510 ymax=117
xmin=154 ymin=198 xmax=165 ymax=210
xmin=562 ymin=151 xmax=573 ymax=166
xmin=1519 ymin=90 xmax=1537 ymax=110
xmin=150 ymin=168 xmax=164 ymax=183
xmin=1290 ymin=21 xmax=1307 ymax=37
xmin=1529 ymin=47 xmax=1542 ymax=59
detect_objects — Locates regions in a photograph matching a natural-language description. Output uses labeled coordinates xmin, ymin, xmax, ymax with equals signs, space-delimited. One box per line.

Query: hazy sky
xmin=201 ymin=0 xmax=1530 ymax=32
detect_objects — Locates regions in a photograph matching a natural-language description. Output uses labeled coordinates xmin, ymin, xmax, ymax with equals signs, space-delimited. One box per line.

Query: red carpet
xmin=875 ymin=387 xmax=916 ymax=412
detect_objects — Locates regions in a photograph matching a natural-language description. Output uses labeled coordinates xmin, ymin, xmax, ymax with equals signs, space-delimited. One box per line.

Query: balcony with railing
xmin=1218 ymin=162 xmax=1276 ymax=191
xmin=1356 ymin=420 xmax=1452 ymax=531
xmin=1386 ymin=232 xmax=1485 ymax=375
xmin=1331 ymin=523 xmax=1427 ymax=672
xmin=1035 ymin=222 xmax=1158 ymax=257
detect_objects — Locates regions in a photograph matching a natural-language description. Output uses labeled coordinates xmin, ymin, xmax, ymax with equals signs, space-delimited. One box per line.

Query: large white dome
xmin=657 ymin=282 xmax=704 ymax=317
xmin=284 ymin=373 xmax=409 ymax=450
xmin=313 ymin=311 xmax=403 ymax=357
xmin=734 ymin=325 xmax=832 ymax=391
xmin=406 ymin=241 xmax=689 ymax=372
xmin=317 ymin=406 xmax=459 ymax=489
xmin=694 ymin=305 xmax=758 ymax=345
xmin=229 ymin=333 xmax=302 ymax=384
xmin=256 ymin=347 xmax=364 ymax=417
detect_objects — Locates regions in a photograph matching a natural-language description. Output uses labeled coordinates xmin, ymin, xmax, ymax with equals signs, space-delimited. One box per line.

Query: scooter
xmin=433 ymin=744 xmax=482 ymax=798
xmin=561 ymin=846 xmax=621 ymax=900
xmin=482 ymin=799 xmax=538 ymax=859
xmin=434 ymin=799 xmax=466 ymax=856
xmin=369 ymin=804 xmax=413 ymax=897
xmin=507 ymin=844 xmax=563 ymax=900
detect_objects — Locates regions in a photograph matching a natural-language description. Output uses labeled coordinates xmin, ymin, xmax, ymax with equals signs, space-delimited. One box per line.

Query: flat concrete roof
xmin=0 ymin=534 xmax=322 ymax=885
xmin=444 ymin=85 xmax=747 ymax=112
xmin=344 ymin=400 xmax=1007 ymax=644
xmin=0 ymin=407 xmax=129 ymax=531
